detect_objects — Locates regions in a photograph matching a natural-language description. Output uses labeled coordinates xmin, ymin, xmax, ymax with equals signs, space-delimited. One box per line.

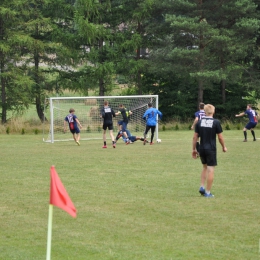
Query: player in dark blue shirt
xmin=191 ymin=103 xmax=205 ymax=130
xmin=100 ymin=101 xmax=116 ymax=148
xmin=192 ymin=104 xmax=227 ymax=197
xmin=64 ymin=108 xmax=82 ymax=145
xmin=235 ymin=104 xmax=258 ymax=142
xmin=191 ymin=103 xmax=205 ymax=156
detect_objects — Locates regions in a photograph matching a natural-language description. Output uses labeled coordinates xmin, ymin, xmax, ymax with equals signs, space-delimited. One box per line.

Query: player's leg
xmin=150 ymin=126 xmax=156 ymax=144
xmin=198 ymin=149 xmax=207 ymax=195
xmin=102 ymin=125 xmax=107 ymax=148
xmin=243 ymin=124 xmax=249 ymax=141
xmin=143 ymin=125 xmax=150 ymax=145
xmin=204 ymin=150 xmax=217 ymax=197
xmin=76 ymin=133 xmax=80 ymax=145
xmin=249 ymin=123 xmax=257 ymax=141
xmin=205 ymin=166 xmax=215 ymax=197
xmin=122 ymin=122 xmax=130 ymax=143
xmin=199 ymin=164 xmax=207 ymax=195
xmin=108 ymin=125 xmax=116 ymax=148
xmin=75 ymin=128 xmax=81 ymax=145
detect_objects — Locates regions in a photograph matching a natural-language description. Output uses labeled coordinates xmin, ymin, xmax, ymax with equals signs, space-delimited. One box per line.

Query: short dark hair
xmin=69 ymin=108 xmax=75 ymax=113
xmin=148 ymin=103 xmax=152 ymax=107
xmin=199 ymin=103 xmax=205 ymax=109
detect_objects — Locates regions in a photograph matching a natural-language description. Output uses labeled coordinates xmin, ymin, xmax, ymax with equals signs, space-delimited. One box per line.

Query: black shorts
xmin=103 ymin=123 xmax=113 ymax=130
xmin=199 ymin=149 xmax=217 ymax=166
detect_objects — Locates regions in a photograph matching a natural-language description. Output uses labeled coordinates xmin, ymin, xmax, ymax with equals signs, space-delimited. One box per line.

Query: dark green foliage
xmin=21 ymin=128 xmax=25 ymax=135
xmin=6 ymin=127 xmax=10 ymax=134
xmin=225 ymin=124 xmax=230 ymax=130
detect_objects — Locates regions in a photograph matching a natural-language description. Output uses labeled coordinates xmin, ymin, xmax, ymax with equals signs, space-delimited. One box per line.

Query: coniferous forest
xmin=1 ymin=0 xmax=260 ymax=123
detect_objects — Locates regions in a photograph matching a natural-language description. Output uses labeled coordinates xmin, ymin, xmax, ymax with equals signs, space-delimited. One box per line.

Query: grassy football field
xmin=0 ymin=130 xmax=259 ymax=260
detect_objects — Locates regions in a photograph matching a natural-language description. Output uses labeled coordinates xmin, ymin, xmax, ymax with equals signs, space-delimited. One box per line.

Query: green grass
xmin=0 ymin=130 xmax=259 ymax=259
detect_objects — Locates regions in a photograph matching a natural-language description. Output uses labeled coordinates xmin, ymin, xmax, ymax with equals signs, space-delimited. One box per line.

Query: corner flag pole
xmin=46 ymin=205 xmax=54 ymax=260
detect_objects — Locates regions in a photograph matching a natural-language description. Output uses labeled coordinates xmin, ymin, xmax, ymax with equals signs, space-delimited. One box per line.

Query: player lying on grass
xmin=115 ymin=129 xmax=149 ymax=144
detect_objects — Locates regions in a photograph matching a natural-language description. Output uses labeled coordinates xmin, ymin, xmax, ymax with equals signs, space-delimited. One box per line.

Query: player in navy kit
xmin=191 ymin=103 xmax=205 ymax=130
xmin=101 ymin=101 xmax=116 ymax=148
xmin=235 ymin=104 xmax=258 ymax=142
xmin=142 ymin=103 xmax=163 ymax=145
xmin=191 ymin=103 xmax=205 ymax=156
xmin=64 ymin=108 xmax=82 ymax=145
xmin=192 ymin=104 xmax=227 ymax=197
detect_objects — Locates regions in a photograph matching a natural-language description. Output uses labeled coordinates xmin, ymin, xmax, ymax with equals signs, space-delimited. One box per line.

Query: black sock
xmin=251 ymin=130 xmax=256 ymax=139
xmin=244 ymin=131 xmax=247 ymax=140
xmin=104 ymin=141 xmax=106 ymax=146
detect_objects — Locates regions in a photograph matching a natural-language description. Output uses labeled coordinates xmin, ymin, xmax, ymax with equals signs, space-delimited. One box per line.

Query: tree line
xmin=1 ymin=0 xmax=260 ymax=123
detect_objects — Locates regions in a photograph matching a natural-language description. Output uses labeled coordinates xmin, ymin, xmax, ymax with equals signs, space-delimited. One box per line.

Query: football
xmin=157 ymin=139 xmax=161 ymax=143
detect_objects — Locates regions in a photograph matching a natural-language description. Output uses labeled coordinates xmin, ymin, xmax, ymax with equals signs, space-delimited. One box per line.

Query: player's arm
xmin=191 ymin=117 xmax=198 ymax=130
xmin=63 ymin=120 xmax=67 ymax=132
xmin=158 ymin=111 xmax=163 ymax=120
xmin=192 ymin=132 xmax=199 ymax=159
xmin=217 ymin=133 xmax=227 ymax=152
xmin=115 ymin=111 xmax=121 ymax=116
xmin=142 ymin=111 xmax=148 ymax=120
xmin=112 ymin=109 xmax=116 ymax=117
xmin=76 ymin=118 xmax=82 ymax=128
xmin=235 ymin=112 xmax=245 ymax=117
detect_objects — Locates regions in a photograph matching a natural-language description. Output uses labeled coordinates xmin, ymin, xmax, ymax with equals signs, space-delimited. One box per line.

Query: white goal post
xmin=43 ymin=95 xmax=159 ymax=143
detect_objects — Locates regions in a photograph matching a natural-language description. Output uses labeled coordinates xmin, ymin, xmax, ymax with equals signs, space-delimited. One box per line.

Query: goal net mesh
xmin=43 ymin=95 xmax=158 ymax=143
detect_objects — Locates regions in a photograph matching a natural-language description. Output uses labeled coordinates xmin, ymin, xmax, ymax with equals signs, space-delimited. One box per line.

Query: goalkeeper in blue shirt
xmin=142 ymin=103 xmax=163 ymax=145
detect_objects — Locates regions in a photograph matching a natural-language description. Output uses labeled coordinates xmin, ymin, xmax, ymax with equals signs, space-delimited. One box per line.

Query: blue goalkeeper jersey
xmin=143 ymin=108 xmax=163 ymax=126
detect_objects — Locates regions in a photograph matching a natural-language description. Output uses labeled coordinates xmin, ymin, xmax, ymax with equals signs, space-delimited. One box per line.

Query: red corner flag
xmin=50 ymin=166 xmax=77 ymax=218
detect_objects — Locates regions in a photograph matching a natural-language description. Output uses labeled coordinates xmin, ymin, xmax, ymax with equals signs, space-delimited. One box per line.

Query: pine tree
xmin=0 ymin=0 xmax=34 ymax=123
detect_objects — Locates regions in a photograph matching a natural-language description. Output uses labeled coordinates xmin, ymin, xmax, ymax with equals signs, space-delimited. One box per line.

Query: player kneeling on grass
xmin=192 ymin=104 xmax=227 ymax=198
xmin=64 ymin=108 xmax=82 ymax=145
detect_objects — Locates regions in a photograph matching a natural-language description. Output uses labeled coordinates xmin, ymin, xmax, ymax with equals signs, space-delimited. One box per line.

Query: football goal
xmin=43 ymin=95 xmax=159 ymax=143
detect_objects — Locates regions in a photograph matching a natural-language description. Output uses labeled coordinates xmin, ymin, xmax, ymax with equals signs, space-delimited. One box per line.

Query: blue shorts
xmin=129 ymin=136 xmax=136 ymax=142
xmin=245 ymin=122 xmax=257 ymax=130
xmin=200 ymin=149 xmax=217 ymax=166
xmin=70 ymin=127 xmax=80 ymax=134
xmin=121 ymin=122 xmax=128 ymax=132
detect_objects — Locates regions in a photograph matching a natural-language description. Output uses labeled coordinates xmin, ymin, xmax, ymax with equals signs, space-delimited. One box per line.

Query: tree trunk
xmin=220 ymin=57 xmax=226 ymax=104
xmin=99 ymin=78 xmax=105 ymax=96
xmin=198 ymin=80 xmax=203 ymax=104
xmin=221 ymin=79 xmax=226 ymax=104
xmin=1 ymin=62 xmax=7 ymax=124
xmin=34 ymin=52 xmax=45 ymax=122
xmin=0 ymin=18 xmax=7 ymax=124
xmin=136 ymin=21 xmax=142 ymax=95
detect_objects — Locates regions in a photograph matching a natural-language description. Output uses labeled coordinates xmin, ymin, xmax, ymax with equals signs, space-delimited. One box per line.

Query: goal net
xmin=43 ymin=95 xmax=159 ymax=143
